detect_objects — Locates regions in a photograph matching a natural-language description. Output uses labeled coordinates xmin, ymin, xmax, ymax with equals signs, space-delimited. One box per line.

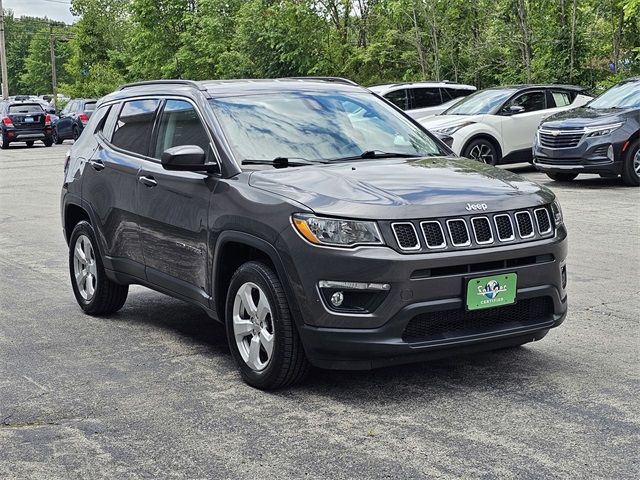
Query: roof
xmin=369 ymin=81 xmax=477 ymax=94
xmin=485 ymin=84 xmax=588 ymax=92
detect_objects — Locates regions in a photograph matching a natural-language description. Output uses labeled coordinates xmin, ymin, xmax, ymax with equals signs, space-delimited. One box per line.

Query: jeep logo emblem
xmin=465 ymin=203 xmax=488 ymax=211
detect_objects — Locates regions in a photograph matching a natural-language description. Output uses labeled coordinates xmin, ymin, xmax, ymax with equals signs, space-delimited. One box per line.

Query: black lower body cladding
xmin=279 ymin=227 xmax=568 ymax=370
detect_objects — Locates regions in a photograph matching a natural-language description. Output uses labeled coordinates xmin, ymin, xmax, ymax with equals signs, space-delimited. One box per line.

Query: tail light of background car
xmin=45 ymin=114 xmax=52 ymax=126
xmin=79 ymin=113 xmax=89 ymax=125
xmin=2 ymin=116 xmax=14 ymax=127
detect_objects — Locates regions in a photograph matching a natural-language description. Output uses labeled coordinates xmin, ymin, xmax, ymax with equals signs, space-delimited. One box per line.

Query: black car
xmin=53 ymin=99 xmax=97 ymax=144
xmin=533 ymin=77 xmax=640 ymax=186
xmin=61 ymin=78 xmax=568 ymax=389
xmin=0 ymin=101 xmax=54 ymax=149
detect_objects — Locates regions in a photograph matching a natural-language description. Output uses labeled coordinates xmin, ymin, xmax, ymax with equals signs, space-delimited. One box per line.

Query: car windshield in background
xmin=443 ymin=88 xmax=517 ymax=115
xmin=85 ymin=102 xmax=97 ymax=111
xmin=8 ymin=104 xmax=44 ymax=114
xmin=209 ymin=91 xmax=446 ymax=163
xmin=588 ymin=81 xmax=640 ymax=109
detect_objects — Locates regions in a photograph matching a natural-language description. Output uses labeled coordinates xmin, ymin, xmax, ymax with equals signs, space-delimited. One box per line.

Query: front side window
xmin=209 ymin=91 xmax=446 ymax=164
xmin=384 ymin=89 xmax=409 ymax=110
xmin=507 ymin=91 xmax=546 ymax=112
xmin=153 ymin=99 xmax=210 ymax=159
xmin=411 ymin=88 xmax=442 ymax=108
xmin=111 ymin=99 xmax=160 ymax=156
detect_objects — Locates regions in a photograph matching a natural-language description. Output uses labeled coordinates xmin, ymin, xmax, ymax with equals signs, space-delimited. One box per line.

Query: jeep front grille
xmin=388 ymin=206 xmax=555 ymax=253
xmin=539 ymin=129 xmax=584 ymax=149
xmin=392 ymin=222 xmax=420 ymax=250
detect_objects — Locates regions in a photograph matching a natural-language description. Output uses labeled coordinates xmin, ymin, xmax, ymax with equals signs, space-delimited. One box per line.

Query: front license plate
xmin=466 ymin=273 xmax=517 ymax=311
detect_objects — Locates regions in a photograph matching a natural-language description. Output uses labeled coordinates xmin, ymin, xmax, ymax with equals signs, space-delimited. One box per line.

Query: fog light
xmin=607 ymin=144 xmax=614 ymax=161
xmin=330 ymin=291 xmax=344 ymax=307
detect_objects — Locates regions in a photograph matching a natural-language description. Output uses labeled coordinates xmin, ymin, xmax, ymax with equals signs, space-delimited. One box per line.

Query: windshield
xmin=208 ymin=91 xmax=446 ymax=163
xmin=589 ymin=81 xmax=640 ymax=109
xmin=9 ymin=104 xmax=44 ymax=114
xmin=443 ymin=88 xmax=517 ymax=115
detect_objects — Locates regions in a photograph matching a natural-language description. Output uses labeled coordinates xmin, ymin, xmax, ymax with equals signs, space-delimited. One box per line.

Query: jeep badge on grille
xmin=465 ymin=203 xmax=488 ymax=211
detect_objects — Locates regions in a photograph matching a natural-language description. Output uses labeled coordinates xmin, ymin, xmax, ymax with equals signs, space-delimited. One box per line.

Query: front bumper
xmin=279 ymin=227 xmax=568 ymax=370
xmin=532 ymin=130 xmax=629 ymax=175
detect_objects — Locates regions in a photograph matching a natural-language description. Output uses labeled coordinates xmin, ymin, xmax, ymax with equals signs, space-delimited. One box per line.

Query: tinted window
xmin=92 ymin=105 xmax=111 ymax=134
xmin=111 ymin=99 xmax=160 ymax=156
xmin=8 ymin=104 xmax=44 ymax=114
xmin=411 ymin=88 xmax=442 ymax=108
xmin=508 ymin=91 xmax=546 ymax=112
xmin=550 ymin=91 xmax=571 ymax=108
xmin=101 ymin=104 xmax=120 ymax=141
xmin=153 ymin=100 xmax=210 ymax=159
xmin=446 ymin=88 xmax=473 ymax=99
xmin=384 ymin=89 xmax=409 ymax=110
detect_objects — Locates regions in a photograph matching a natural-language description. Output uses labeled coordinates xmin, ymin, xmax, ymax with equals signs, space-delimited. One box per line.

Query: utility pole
xmin=0 ymin=0 xmax=9 ymax=99
xmin=49 ymin=23 xmax=57 ymax=109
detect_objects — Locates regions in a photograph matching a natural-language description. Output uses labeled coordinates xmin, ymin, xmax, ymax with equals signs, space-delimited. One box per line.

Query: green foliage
xmin=3 ymin=0 xmax=640 ymax=98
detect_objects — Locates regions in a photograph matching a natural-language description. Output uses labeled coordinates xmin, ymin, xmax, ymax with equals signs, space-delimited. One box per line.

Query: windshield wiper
xmin=329 ymin=150 xmax=423 ymax=162
xmin=242 ymin=157 xmax=324 ymax=168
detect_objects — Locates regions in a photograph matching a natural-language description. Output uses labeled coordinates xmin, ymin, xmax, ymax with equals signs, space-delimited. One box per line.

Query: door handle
xmin=89 ymin=159 xmax=105 ymax=171
xmin=139 ymin=175 xmax=157 ymax=188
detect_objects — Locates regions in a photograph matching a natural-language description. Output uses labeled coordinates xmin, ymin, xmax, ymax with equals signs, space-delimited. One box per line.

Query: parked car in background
xmin=369 ymin=81 xmax=476 ymax=119
xmin=533 ymin=77 xmax=639 ymax=186
xmin=53 ymin=99 xmax=97 ymax=144
xmin=419 ymin=85 xmax=593 ymax=165
xmin=0 ymin=100 xmax=53 ymax=149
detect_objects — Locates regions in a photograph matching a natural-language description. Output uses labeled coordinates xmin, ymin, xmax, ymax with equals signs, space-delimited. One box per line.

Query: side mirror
xmin=161 ymin=145 xmax=216 ymax=172
xmin=506 ymin=105 xmax=525 ymax=115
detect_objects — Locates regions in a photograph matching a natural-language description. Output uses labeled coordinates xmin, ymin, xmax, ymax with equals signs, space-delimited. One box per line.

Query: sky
xmin=4 ymin=0 xmax=78 ymax=24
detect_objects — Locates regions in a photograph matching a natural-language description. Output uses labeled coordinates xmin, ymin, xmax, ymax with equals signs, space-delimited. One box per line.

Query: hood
xmin=418 ymin=114 xmax=484 ymax=129
xmin=542 ymin=106 xmax=635 ymax=129
xmin=249 ymin=158 xmax=553 ymax=219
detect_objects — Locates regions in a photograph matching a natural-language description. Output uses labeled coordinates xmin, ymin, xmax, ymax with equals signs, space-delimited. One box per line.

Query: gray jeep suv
xmin=61 ymin=78 xmax=568 ymax=389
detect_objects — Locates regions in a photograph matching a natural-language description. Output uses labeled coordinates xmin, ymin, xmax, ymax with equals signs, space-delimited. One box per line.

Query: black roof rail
xmin=118 ymin=80 xmax=208 ymax=92
xmin=282 ymin=76 xmax=360 ymax=86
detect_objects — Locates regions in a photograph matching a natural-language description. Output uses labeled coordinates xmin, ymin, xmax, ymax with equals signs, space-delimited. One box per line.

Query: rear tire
xmin=1 ymin=132 xmax=9 ymax=149
xmin=69 ymin=221 xmax=128 ymax=315
xmin=53 ymin=128 xmax=63 ymax=145
xmin=546 ymin=172 xmax=578 ymax=182
xmin=43 ymin=139 xmax=53 ymax=147
xmin=462 ymin=138 xmax=500 ymax=166
xmin=72 ymin=126 xmax=80 ymax=141
xmin=225 ymin=261 xmax=309 ymax=389
xmin=621 ymin=139 xmax=640 ymax=187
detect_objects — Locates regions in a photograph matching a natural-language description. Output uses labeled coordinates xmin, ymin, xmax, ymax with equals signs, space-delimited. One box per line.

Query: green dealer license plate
xmin=466 ymin=273 xmax=517 ymax=311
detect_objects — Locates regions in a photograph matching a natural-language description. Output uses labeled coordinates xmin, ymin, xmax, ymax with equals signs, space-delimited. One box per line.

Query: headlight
xmin=551 ymin=199 xmax=563 ymax=227
xmin=292 ymin=214 xmax=383 ymax=247
xmin=432 ymin=121 xmax=475 ymax=136
xmin=584 ymin=122 xmax=623 ymax=137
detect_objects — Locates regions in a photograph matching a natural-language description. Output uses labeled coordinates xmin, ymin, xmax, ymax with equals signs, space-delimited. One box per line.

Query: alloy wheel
xmin=73 ymin=234 xmax=97 ymax=301
xmin=468 ymin=143 xmax=495 ymax=164
xmin=634 ymin=150 xmax=640 ymax=177
xmin=232 ymin=282 xmax=274 ymax=371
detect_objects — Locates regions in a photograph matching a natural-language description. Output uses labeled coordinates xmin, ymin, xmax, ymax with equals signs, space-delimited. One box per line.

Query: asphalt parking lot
xmin=1 ymin=143 xmax=638 ymax=479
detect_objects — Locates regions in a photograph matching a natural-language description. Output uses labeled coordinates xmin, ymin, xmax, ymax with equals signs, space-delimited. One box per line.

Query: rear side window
xmin=111 ymin=99 xmax=160 ymax=156
xmin=384 ymin=89 xmax=409 ymax=110
xmin=550 ymin=91 xmax=571 ymax=107
xmin=445 ymin=88 xmax=473 ymax=100
xmin=153 ymin=99 xmax=210 ymax=159
xmin=85 ymin=102 xmax=97 ymax=112
xmin=411 ymin=88 xmax=442 ymax=108
xmin=8 ymin=104 xmax=43 ymax=114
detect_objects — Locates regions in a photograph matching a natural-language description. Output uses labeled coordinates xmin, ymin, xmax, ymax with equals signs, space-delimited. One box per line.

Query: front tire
xmin=621 ymin=140 xmax=640 ymax=187
xmin=53 ymin=128 xmax=63 ymax=145
xmin=547 ymin=172 xmax=578 ymax=182
xmin=462 ymin=138 xmax=500 ymax=165
xmin=69 ymin=221 xmax=128 ymax=315
xmin=43 ymin=138 xmax=53 ymax=147
xmin=73 ymin=126 xmax=80 ymax=141
xmin=225 ymin=261 xmax=309 ymax=389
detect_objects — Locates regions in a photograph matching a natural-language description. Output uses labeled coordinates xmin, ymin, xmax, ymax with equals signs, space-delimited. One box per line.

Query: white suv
xmin=369 ymin=82 xmax=476 ymax=120
xmin=419 ymin=85 xmax=592 ymax=165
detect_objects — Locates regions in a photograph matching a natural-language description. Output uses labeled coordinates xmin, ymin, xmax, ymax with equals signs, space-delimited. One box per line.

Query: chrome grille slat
xmin=515 ymin=211 xmax=534 ymax=238
xmin=534 ymin=208 xmax=552 ymax=235
xmin=471 ymin=216 xmax=493 ymax=244
xmin=446 ymin=219 xmax=471 ymax=247
xmin=539 ymin=129 xmax=584 ymax=149
xmin=420 ymin=221 xmax=446 ymax=249
xmin=392 ymin=222 xmax=420 ymax=250
xmin=494 ymin=214 xmax=515 ymax=241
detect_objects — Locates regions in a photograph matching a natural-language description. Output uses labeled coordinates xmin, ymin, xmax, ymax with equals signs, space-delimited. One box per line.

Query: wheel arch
xmin=212 ymin=231 xmax=301 ymax=325
xmin=64 ymin=202 xmax=91 ymax=244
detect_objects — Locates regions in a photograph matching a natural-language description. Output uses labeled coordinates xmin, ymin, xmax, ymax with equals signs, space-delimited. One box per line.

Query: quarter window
xmin=411 ymin=88 xmax=442 ymax=108
xmin=153 ymin=100 xmax=211 ymax=160
xmin=384 ymin=89 xmax=409 ymax=110
xmin=550 ymin=91 xmax=571 ymax=107
xmin=111 ymin=99 xmax=160 ymax=156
